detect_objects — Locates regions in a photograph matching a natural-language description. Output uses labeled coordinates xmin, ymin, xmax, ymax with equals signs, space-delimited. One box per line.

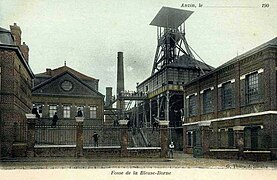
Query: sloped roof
xmin=0 ymin=27 xmax=10 ymax=32
xmin=183 ymin=37 xmax=277 ymax=87
xmin=166 ymin=55 xmax=214 ymax=70
xmin=33 ymin=71 xmax=104 ymax=97
xmin=0 ymin=27 xmax=14 ymax=45
xmin=36 ymin=65 xmax=98 ymax=81
xmin=218 ymin=37 xmax=277 ymax=68
xmin=0 ymin=44 xmax=34 ymax=78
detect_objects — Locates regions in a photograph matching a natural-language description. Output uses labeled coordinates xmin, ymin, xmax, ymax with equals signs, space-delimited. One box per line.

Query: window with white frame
xmin=203 ymin=89 xmax=213 ymax=113
xmin=245 ymin=72 xmax=259 ymax=104
xmin=49 ymin=105 xmax=57 ymax=118
xmin=222 ymin=82 xmax=233 ymax=109
xmin=63 ymin=105 xmax=71 ymax=118
xmin=188 ymin=95 xmax=196 ymax=116
xmin=90 ymin=106 xmax=97 ymax=119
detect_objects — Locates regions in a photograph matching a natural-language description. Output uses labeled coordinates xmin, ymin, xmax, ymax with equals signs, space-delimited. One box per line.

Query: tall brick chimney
xmin=10 ymin=23 xmax=22 ymax=46
xmin=105 ymin=87 xmax=113 ymax=108
xmin=46 ymin=68 xmax=52 ymax=76
xmin=117 ymin=52 xmax=124 ymax=96
xmin=20 ymin=42 xmax=29 ymax=63
xmin=10 ymin=23 xmax=30 ymax=63
xmin=116 ymin=52 xmax=125 ymax=111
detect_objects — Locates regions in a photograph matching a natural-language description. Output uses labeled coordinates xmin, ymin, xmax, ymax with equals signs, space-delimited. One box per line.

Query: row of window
xmin=33 ymin=104 xmax=97 ymax=119
xmin=187 ymin=129 xmax=235 ymax=148
xmin=187 ymin=72 xmax=260 ymax=116
xmin=187 ymin=127 xmax=262 ymax=149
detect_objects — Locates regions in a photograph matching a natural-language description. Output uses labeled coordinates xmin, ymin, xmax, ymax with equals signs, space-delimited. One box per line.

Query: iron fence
xmin=35 ymin=125 xmax=122 ymax=147
xmin=34 ymin=125 xmax=163 ymax=147
xmin=83 ymin=126 xmax=121 ymax=147
xmin=35 ymin=125 xmax=76 ymax=145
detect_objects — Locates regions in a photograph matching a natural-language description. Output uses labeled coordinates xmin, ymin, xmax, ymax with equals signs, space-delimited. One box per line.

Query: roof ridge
xmin=36 ymin=65 xmax=98 ymax=80
xmin=32 ymin=71 xmax=103 ymax=97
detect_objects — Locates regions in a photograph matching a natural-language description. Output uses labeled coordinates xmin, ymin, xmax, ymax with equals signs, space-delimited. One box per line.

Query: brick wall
xmin=34 ymin=146 xmax=160 ymax=158
xmin=183 ymin=42 xmax=277 ymax=158
xmin=0 ymin=48 xmax=33 ymax=157
xmin=184 ymin=47 xmax=277 ymax=123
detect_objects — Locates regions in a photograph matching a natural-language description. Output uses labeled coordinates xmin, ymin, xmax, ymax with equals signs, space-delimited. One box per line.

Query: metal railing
xmin=83 ymin=126 xmax=121 ymax=147
xmin=35 ymin=125 xmax=76 ymax=145
xmin=35 ymin=125 xmax=121 ymax=147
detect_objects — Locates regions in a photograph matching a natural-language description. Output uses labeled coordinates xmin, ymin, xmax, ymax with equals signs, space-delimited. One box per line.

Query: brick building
xmin=32 ymin=65 xmax=104 ymax=126
xmin=0 ymin=24 xmax=34 ymax=157
xmin=183 ymin=37 xmax=277 ymax=159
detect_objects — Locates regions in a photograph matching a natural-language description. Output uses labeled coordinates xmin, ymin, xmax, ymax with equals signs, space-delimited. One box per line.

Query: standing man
xmin=169 ymin=141 xmax=175 ymax=159
xmin=52 ymin=112 xmax=58 ymax=127
xmin=152 ymin=119 xmax=159 ymax=133
xmin=92 ymin=132 xmax=99 ymax=147
xmin=77 ymin=108 xmax=83 ymax=117
xmin=32 ymin=107 xmax=40 ymax=118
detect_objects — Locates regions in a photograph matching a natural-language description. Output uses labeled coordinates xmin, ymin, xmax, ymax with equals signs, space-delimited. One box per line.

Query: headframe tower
xmin=150 ymin=7 xmax=206 ymax=75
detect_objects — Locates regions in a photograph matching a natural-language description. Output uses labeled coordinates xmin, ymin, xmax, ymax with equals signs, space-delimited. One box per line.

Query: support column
xmin=235 ymin=62 xmax=241 ymax=114
xmin=142 ymin=102 xmax=145 ymax=127
xmin=183 ymin=125 xmax=187 ymax=153
xmin=149 ymin=99 xmax=152 ymax=127
xmin=135 ymin=102 xmax=139 ymax=128
xmin=201 ymin=126 xmax=211 ymax=157
xmin=157 ymin=96 xmax=160 ymax=119
xmin=165 ymin=91 xmax=170 ymax=123
xmin=76 ymin=117 xmax=84 ymax=157
xmin=233 ymin=126 xmax=245 ymax=159
xmin=119 ymin=120 xmax=128 ymax=157
xmin=26 ymin=114 xmax=36 ymax=157
xmin=159 ymin=120 xmax=169 ymax=158
xmin=212 ymin=123 xmax=219 ymax=149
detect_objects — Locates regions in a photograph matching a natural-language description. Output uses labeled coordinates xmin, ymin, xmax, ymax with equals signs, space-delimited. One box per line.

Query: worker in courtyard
xmin=168 ymin=141 xmax=175 ymax=159
xmin=93 ymin=132 xmax=99 ymax=147
xmin=127 ymin=120 xmax=132 ymax=131
xmin=51 ymin=112 xmax=58 ymax=127
xmin=152 ymin=119 xmax=159 ymax=133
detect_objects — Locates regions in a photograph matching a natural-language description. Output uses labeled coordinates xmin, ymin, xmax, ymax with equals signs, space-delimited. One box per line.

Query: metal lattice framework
xmin=150 ymin=7 xmax=206 ymax=75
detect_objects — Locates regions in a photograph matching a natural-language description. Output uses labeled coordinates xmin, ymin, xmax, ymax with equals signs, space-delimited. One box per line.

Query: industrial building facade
xmin=1 ymin=23 xmax=105 ymax=158
xmin=137 ymin=55 xmax=213 ymax=128
xmin=182 ymin=37 xmax=277 ymax=159
xmin=32 ymin=66 xmax=104 ymax=126
xmin=130 ymin=7 xmax=215 ymax=150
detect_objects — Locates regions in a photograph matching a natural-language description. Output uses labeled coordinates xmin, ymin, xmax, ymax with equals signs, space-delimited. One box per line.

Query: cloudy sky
xmin=0 ymin=0 xmax=276 ymax=95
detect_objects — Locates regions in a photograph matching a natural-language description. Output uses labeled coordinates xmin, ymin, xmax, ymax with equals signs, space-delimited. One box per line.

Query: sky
xmin=0 ymin=0 xmax=277 ymax=95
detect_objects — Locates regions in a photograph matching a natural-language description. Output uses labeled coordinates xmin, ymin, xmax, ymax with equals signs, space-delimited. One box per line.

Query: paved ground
xmin=1 ymin=151 xmax=277 ymax=169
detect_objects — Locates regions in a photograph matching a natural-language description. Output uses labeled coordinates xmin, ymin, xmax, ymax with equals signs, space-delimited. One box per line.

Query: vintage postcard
xmin=0 ymin=0 xmax=277 ymax=179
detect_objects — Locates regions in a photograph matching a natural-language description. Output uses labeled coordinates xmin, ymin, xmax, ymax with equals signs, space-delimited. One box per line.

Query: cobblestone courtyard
xmin=1 ymin=151 xmax=277 ymax=169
